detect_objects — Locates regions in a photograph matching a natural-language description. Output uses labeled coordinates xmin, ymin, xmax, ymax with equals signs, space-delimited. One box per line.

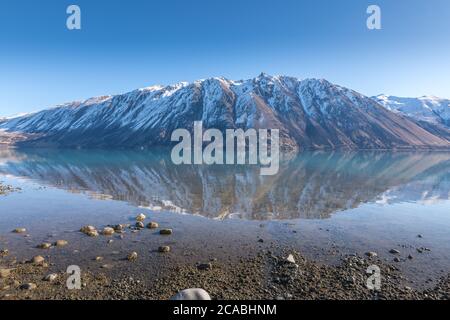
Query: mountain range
xmin=1 ymin=73 xmax=449 ymax=151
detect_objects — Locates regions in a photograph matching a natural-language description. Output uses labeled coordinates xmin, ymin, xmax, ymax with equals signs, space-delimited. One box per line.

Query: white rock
xmin=44 ymin=273 xmax=58 ymax=282
xmin=136 ymin=214 xmax=146 ymax=222
xmin=170 ymin=288 xmax=211 ymax=300
xmin=286 ymin=254 xmax=296 ymax=264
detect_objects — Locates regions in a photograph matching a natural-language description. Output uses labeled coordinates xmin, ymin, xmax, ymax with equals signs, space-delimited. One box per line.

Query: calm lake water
xmin=0 ymin=148 xmax=449 ymax=284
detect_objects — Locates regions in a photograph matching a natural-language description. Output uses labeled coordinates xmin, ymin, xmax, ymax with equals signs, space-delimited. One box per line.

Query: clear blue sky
xmin=1 ymin=0 xmax=449 ymax=117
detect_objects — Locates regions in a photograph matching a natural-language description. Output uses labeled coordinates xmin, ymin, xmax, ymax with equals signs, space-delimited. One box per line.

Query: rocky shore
xmin=1 ymin=213 xmax=449 ymax=300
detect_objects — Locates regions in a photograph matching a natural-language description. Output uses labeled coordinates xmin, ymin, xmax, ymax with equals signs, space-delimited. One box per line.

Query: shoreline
xmin=1 ymin=246 xmax=449 ymax=300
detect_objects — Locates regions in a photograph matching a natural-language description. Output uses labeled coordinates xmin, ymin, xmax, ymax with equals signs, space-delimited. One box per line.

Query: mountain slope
xmin=1 ymin=74 xmax=450 ymax=150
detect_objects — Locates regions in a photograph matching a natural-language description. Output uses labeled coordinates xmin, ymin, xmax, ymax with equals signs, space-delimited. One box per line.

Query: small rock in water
xmin=102 ymin=227 xmax=115 ymax=236
xmin=136 ymin=213 xmax=146 ymax=222
xmin=112 ymin=224 xmax=125 ymax=232
xmin=13 ymin=228 xmax=26 ymax=234
xmin=197 ymin=263 xmax=212 ymax=271
xmin=286 ymin=254 xmax=296 ymax=264
xmin=80 ymin=226 xmax=96 ymax=234
xmin=417 ymin=248 xmax=424 ymax=253
xmin=158 ymin=246 xmax=171 ymax=253
xmin=365 ymin=252 xmax=378 ymax=258
xmin=170 ymin=288 xmax=211 ymax=300
xmin=87 ymin=230 xmax=99 ymax=237
xmin=38 ymin=243 xmax=52 ymax=249
xmin=135 ymin=222 xmax=145 ymax=229
xmin=107 ymin=239 xmax=114 ymax=244
xmin=32 ymin=255 xmax=45 ymax=265
xmin=258 ymin=239 xmax=264 ymax=243
xmin=393 ymin=257 xmax=401 ymax=262
xmin=408 ymin=255 xmax=414 ymax=260
xmin=20 ymin=283 xmax=37 ymax=290
xmin=127 ymin=252 xmax=138 ymax=261
xmin=55 ymin=240 xmax=68 ymax=247
xmin=95 ymin=256 xmax=104 ymax=261
xmin=160 ymin=229 xmax=173 ymax=235
xmin=389 ymin=249 xmax=400 ymax=255
xmin=0 ymin=249 xmax=8 ymax=257
xmin=43 ymin=273 xmax=58 ymax=282
xmin=417 ymin=234 xmax=423 ymax=238
xmin=147 ymin=222 xmax=159 ymax=229
xmin=0 ymin=268 xmax=12 ymax=279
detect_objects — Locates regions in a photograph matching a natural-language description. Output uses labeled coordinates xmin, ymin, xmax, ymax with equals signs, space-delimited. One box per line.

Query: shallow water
xmin=0 ymin=148 xmax=449 ymax=285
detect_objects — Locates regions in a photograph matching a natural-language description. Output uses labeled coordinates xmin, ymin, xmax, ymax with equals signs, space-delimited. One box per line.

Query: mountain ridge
xmin=1 ymin=73 xmax=450 ymax=151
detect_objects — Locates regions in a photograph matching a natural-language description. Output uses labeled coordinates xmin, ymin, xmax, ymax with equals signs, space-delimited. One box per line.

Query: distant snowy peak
xmin=374 ymin=95 xmax=450 ymax=127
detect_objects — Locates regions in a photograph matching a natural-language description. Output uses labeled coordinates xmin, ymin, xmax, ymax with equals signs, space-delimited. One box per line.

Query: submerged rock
xmin=80 ymin=225 xmax=96 ymax=234
xmin=136 ymin=214 xmax=146 ymax=222
xmin=135 ymin=222 xmax=145 ymax=229
xmin=160 ymin=229 xmax=173 ymax=235
xmin=38 ymin=243 xmax=52 ymax=249
xmin=102 ymin=227 xmax=115 ymax=236
xmin=170 ymin=288 xmax=211 ymax=300
xmin=147 ymin=222 xmax=159 ymax=229
xmin=55 ymin=240 xmax=68 ymax=247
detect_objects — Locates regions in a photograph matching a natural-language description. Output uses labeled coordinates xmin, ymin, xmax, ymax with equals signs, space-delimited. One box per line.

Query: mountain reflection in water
xmin=0 ymin=149 xmax=449 ymax=220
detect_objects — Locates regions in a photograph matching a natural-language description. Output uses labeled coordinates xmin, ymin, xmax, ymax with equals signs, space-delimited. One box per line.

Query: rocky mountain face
xmin=1 ymin=74 xmax=450 ymax=150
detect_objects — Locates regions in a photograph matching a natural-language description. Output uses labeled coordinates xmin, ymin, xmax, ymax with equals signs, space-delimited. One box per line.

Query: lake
xmin=0 ymin=148 xmax=449 ymax=287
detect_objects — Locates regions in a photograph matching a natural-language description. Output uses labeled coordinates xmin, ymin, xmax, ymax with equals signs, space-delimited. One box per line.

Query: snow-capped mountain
xmin=374 ymin=95 xmax=450 ymax=128
xmin=1 ymin=73 xmax=450 ymax=150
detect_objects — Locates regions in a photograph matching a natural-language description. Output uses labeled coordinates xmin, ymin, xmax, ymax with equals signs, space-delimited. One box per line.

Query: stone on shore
xmin=0 ymin=249 xmax=8 ymax=257
xmin=158 ymin=246 xmax=171 ymax=253
xmin=197 ymin=263 xmax=212 ymax=271
xmin=0 ymin=268 xmax=13 ymax=279
xmin=286 ymin=254 xmax=296 ymax=264
xmin=20 ymin=283 xmax=37 ymax=290
xmin=170 ymin=288 xmax=211 ymax=300
xmin=365 ymin=252 xmax=378 ymax=258
xmin=43 ymin=273 xmax=58 ymax=282
xmin=127 ymin=252 xmax=138 ymax=261
xmin=32 ymin=255 xmax=45 ymax=265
